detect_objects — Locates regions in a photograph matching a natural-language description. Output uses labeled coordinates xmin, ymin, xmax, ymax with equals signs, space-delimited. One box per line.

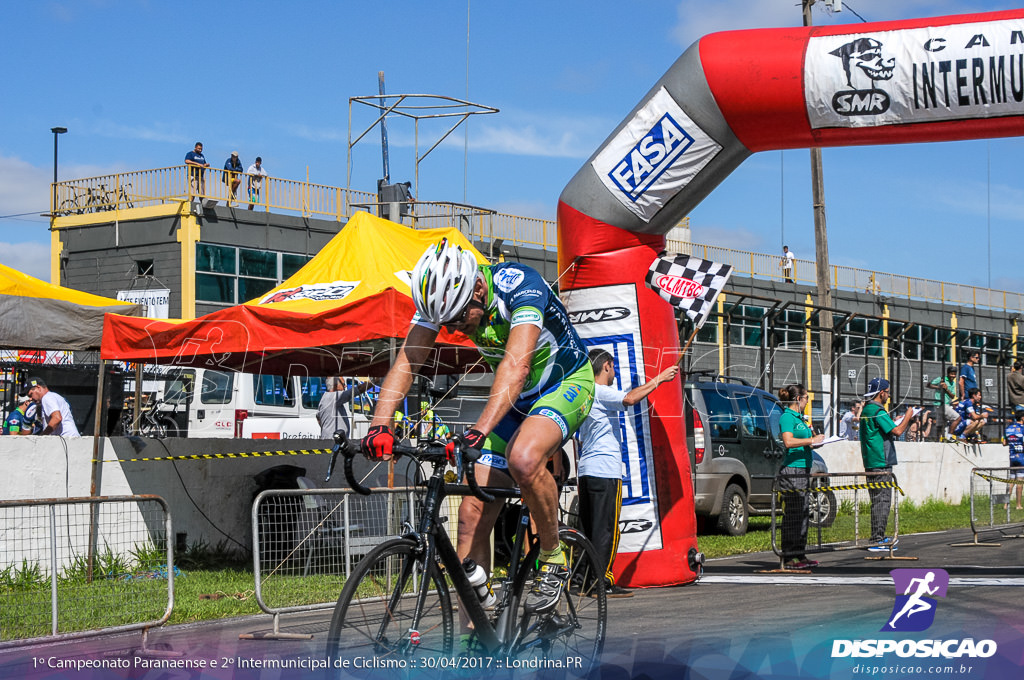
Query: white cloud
xmin=690 ymin=224 xmax=768 ymax=253
xmin=91 ymin=120 xmax=189 ymax=146
xmin=0 ymin=242 xmax=51 ymax=281
xmin=0 ymin=155 xmax=51 ymax=216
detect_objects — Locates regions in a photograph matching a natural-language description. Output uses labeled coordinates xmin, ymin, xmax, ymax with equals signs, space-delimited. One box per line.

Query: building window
xmin=195 ymin=246 xmax=313 ymax=306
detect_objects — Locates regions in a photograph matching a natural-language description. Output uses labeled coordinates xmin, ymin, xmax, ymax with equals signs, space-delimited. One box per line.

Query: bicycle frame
xmin=401 ymin=454 xmax=525 ymax=653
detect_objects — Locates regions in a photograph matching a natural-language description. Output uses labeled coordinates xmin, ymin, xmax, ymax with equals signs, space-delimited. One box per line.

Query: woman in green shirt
xmin=778 ymin=384 xmax=824 ymax=570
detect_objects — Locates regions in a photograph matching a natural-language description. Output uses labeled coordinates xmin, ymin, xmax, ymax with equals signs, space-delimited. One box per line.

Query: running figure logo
xmin=882 ymin=568 xmax=949 ymax=632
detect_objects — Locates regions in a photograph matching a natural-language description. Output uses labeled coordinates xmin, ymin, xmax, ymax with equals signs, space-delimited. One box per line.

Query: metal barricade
xmin=248 ymin=487 xmax=419 ymax=639
xmin=962 ymin=467 xmax=1024 ymax=545
xmin=771 ymin=470 xmax=904 ymax=565
xmin=0 ymin=495 xmax=173 ymax=647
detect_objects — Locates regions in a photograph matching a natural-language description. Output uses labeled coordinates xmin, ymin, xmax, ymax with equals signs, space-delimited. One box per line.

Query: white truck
xmin=148 ymin=368 xmax=374 ymax=439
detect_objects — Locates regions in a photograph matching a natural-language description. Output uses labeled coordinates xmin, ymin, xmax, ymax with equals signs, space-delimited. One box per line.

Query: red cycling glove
xmin=445 ymin=428 xmax=487 ymax=462
xmin=361 ymin=425 xmax=394 ymax=459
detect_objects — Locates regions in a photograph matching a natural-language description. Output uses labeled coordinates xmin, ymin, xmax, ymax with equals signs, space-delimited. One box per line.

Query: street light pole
xmin=801 ymin=1 xmax=835 ymax=429
xmin=50 ymin=126 xmax=68 ymax=215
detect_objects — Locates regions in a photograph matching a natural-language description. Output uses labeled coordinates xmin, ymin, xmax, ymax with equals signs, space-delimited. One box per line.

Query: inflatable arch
xmin=558 ymin=10 xmax=1024 ymax=587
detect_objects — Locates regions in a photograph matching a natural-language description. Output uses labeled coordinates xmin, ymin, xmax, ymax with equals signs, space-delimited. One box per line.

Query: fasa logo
xmin=569 ymin=307 xmax=630 ymax=324
xmin=494 ymin=267 xmax=525 ymax=293
xmin=608 ymin=113 xmax=694 ymax=201
xmin=883 ymin=568 xmax=948 ymax=632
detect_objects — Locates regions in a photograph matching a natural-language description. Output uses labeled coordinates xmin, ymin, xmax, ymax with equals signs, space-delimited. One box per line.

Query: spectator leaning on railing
xmin=246 ymin=157 xmax=268 ymax=210
xmin=184 ymin=141 xmax=209 ymax=196
xmin=223 ymin=152 xmax=243 ymax=205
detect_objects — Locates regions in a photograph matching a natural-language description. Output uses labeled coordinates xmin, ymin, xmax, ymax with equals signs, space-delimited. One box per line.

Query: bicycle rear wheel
xmin=512 ymin=527 xmax=607 ymax=677
xmin=325 ymin=537 xmax=453 ymax=676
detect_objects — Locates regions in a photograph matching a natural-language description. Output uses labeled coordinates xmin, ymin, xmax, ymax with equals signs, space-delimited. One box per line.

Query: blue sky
xmin=1 ymin=0 xmax=1021 ymax=292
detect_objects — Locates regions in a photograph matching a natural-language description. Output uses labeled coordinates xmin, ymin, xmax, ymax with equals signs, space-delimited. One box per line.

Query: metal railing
xmin=53 ymin=166 xmax=376 ymax=221
xmin=672 ymin=240 xmax=1024 ymax=313
xmin=0 ymin=495 xmax=173 ymax=647
xmin=770 ymin=470 xmax=903 ymax=566
xmin=964 ymin=467 xmax=1024 ymax=544
xmin=249 ymin=486 xmax=418 ymax=638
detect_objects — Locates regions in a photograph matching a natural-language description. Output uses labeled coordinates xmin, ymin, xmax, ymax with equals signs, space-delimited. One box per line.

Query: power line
xmin=0 ymin=211 xmax=48 ymax=220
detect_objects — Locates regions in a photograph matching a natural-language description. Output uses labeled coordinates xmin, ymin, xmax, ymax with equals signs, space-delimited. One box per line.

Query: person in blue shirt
xmin=1004 ymin=405 xmax=1024 ymax=510
xmin=952 ymin=388 xmax=987 ymax=442
xmin=362 ymin=240 xmax=594 ymax=619
xmin=3 ymin=394 xmax=38 ymax=435
xmin=184 ymin=141 xmax=209 ymax=196
xmin=777 ymin=383 xmax=825 ymax=569
xmin=958 ymin=352 xmax=980 ymax=400
xmin=223 ymin=151 xmax=243 ymax=204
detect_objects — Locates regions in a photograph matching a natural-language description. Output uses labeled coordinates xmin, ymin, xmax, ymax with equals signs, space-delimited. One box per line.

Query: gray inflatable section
xmin=559 ymin=41 xmax=751 ymax=236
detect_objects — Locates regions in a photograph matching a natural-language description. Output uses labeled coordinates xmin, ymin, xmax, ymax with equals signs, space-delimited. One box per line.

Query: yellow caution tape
xmin=975 ymin=472 xmax=1024 ymax=486
xmin=777 ymin=481 xmax=905 ymax=496
xmin=92 ymin=448 xmax=332 ymax=464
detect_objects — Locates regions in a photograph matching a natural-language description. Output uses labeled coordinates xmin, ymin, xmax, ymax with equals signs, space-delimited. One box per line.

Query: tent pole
xmin=87 ymin=359 xmax=108 ymax=583
xmin=133 ymin=363 xmax=143 ymax=435
xmin=388 ymin=338 xmax=396 ymax=489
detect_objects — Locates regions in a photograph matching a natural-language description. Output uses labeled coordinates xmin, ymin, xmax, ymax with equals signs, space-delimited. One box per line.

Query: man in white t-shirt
xmin=246 ymin=157 xmax=268 ymax=210
xmin=576 ymin=348 xmax=678 ymax=597
xmin=781 ymin=245 xmax=795 ymax=283
xmin=26 ymin=377 xmax=80 ymax=437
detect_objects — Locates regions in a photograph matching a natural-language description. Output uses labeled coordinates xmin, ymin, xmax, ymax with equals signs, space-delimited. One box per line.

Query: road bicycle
xmin=57 ymin=183 xmax=133 ymax=215
xmin=324 ymin=434 xmax=607 ymax=677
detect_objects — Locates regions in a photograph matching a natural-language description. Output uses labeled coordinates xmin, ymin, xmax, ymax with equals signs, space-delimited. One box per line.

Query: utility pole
xmin=803 ymin=0 xmax=834 ymax=428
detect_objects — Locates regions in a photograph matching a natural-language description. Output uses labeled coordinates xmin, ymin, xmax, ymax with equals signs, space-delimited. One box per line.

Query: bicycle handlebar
xmin=327 ymin=432 xmax=495 ymax=503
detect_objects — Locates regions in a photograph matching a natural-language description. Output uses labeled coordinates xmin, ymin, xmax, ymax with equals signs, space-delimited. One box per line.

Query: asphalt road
xmin=2 ymin=527 xmax=1022 ymax=680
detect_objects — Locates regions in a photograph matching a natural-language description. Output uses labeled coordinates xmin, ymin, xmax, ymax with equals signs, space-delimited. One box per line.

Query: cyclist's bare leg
xmin=505 ymin=415 xmax=564 ymax=553
xmin=456 ymin=463 xmax=513 ymax=632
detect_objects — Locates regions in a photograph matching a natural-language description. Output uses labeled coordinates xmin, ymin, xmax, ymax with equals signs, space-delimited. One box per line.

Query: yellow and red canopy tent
xmin=100 ymin=212 xmax=486 ymax=375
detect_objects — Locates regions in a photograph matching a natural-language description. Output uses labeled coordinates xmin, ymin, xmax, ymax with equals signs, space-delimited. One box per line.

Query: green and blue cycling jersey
xmin=413 ymin=262 xmax=594 ymax=467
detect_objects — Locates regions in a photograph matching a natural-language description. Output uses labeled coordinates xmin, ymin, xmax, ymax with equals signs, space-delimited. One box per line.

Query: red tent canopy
xmin=101 ymin=213 xmax=484 ymax=376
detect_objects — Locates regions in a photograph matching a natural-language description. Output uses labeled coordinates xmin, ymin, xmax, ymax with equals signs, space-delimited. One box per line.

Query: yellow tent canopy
xmin=0 ymin=262 xmax=140 ymax=350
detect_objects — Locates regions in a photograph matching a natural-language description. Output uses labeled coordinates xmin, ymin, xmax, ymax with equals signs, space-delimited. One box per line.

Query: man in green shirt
xmin=929 ymin=366 xmax=959 ymax=439
xmin=859 ymin=378 xmax=916 ymax=550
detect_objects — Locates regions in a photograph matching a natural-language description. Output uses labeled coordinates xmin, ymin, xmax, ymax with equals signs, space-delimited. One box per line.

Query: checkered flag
xmin=645 ymin=254 xmax=732 ymax=329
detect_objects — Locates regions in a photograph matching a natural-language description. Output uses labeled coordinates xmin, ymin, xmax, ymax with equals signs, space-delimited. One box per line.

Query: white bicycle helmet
xmin=411 ymin=239 xmax=479 ymax=325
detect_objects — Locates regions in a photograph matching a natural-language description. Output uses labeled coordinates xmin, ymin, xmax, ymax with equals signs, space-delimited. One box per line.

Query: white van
xmin=151 ymin=368 xmax=374 ymax=439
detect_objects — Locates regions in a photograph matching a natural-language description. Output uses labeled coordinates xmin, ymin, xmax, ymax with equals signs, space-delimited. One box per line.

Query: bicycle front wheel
xmin=513 ymin=527 xmax=607 ymax=676
xmin=325 ymin=537 xmax=453 ymax=675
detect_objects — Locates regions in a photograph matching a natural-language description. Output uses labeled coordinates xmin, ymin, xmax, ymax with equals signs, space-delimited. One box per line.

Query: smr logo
xmin=882 ymin=568 xmax=949 ymax=632
xmin=828 ymin=37 xmax=895 ymax=116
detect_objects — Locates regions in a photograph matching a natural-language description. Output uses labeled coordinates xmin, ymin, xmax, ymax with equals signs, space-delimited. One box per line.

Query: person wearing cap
xmin=26 ymin=378 xmax=80 ymax=437
xmin=223 ymin=152 xmax=244 ymax=205
xmin=859 ymin=377 xmax=916 ymax=550
xmin=1004 ymin=406 xmax=1024 ymax=510
xmin=246 ymin=157 xmax=268 ymax=210
xmin=3 ymin=394 xmax=38 ymax=435
xmin=929 ymin=366 xmax=960 ymax=440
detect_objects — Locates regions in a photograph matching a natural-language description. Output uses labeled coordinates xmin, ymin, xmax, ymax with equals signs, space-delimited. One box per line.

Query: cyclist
xmin=361 ymin=239 xmax=594 ymax=618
